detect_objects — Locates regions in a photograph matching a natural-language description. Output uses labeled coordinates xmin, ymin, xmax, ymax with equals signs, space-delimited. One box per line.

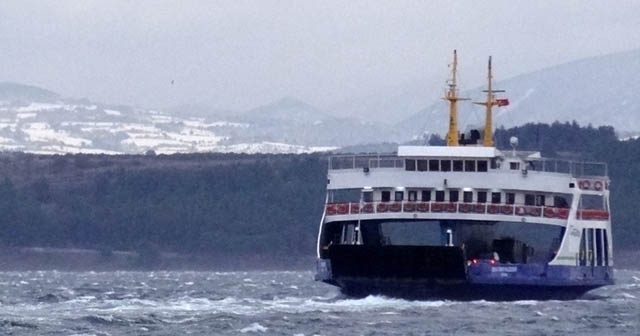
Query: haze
xmin=1 ymin=0 xmax=638 ymax=113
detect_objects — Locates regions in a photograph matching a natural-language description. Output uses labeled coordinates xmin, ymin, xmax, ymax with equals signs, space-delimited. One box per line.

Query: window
xmin=449 ymin=190 xmax=459 ymax=202
xmin=535 ymin=195 xmax=545 ymax=206
xmin=429 ymin=159 xmax=439 ymax=171
xmin=381 ymin=191 xmax=391 ymax=202
xmin=421 ymin=190 xmax=431 ymax=202
xmin=395 ymin=191 xmax=404 ymax=201
xmin=405 ymin=159 xmax=416 ymax=171
xmin=362 ymin=191 xmax=373 ymax=202
xmin=435 ymin=190 xmax=445 ymax=202
xmin=441 ymin=160 xmax=451 ymax=171
xmin=554 ymin=195 xmax=569 ymax=208
xmin=525 ymin=194 xmax=535 ymax=206
xmin=506 ymin=192 xmax=515 ymax=204
xmin=330 ymin=188 xmax=361 ymax=203
xmin=490 ymin=158 xmax=498 ymax=169
xmin=491 ymin=192 xmax=501 ymax=204
xmin=580 ymin=194 xmax=606 ymax=210
xmin=342 ymin=223 xmax=357 ymax=244
xmin=478 ymin=191 xmax=487 ymax=203
xmin=509 ymin=162 xmax=520 ymax=170
xmin=464 ymin=160 xmax=476 ymax=172
xmin=477 ymin=160 xmax=488 ymax=172
xmin=453 ymin=160 xmax=463 ymax=171
xmin=417 ymin=160 xmax=428 ymax=171
xmin=463 ymin=191 xmax=473 ymax=203
xmin=408 ymin=190 xmax=417 ymax=201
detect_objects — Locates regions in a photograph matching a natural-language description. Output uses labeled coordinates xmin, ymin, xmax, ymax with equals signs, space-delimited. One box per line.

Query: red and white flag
xmin=496 ymin=98 xmax=509 ymax=107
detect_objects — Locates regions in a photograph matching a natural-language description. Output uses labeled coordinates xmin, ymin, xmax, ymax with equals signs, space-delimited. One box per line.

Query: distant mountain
xmin=325 ymin=78 xmax=443 ymax=125
xmin=3 ymin=49 xmax=640 ymax=155
xmin=226 ymin=97 xmax=394 ymax=146
xmin=0 ymin=82 xmax=60 ymax=102
xmin=0 ymin=85 xmax=388 ymax=154
xmin=239 ymin=97 xmax=327 ymax=124
xmin=397 ymin=49 xmax=640 ymax=139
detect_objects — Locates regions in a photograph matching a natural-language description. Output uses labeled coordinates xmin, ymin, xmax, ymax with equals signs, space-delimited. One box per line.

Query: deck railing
xmin=324 ymin=201 xmax=609 ymax=221
xmin=328 ymin=154 xmax=608 ymax=177
xmin=329 ymin=154 xmax=404 ymax=170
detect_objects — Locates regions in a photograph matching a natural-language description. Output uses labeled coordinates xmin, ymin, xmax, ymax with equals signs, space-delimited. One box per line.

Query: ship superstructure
xmin=314 ymin=52 xmax=613 ymax=300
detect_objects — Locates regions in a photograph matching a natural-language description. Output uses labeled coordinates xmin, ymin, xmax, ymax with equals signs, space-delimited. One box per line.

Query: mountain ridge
xmin=1 ymin=49 xmax=640 ymax=154
xmin=397 ymin=48 xmax=640 ymax=138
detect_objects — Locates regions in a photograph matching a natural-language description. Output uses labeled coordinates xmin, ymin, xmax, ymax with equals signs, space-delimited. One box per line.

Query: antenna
xmin=473 ymin=56 xmax=508 ymax=147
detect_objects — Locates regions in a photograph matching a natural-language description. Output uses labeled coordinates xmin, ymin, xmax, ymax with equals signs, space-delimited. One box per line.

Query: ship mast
xmin=474 ymin=56 xmax=507 ymax=147
xmin=444 ymin=50 xmax=468 ymax=146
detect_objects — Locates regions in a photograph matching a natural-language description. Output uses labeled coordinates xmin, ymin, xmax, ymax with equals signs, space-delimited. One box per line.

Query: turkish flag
xmin=496 ymin=98 xmax=509 ymax=107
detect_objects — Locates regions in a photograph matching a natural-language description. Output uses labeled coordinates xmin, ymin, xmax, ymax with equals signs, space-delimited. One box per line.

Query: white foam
xmin=239 ymin=322 xmax=267 ymax=333
xmin=620 ymin=292 xmax=636 ymax=299
xmin=512 ymin=300 xmax=538 ymax=306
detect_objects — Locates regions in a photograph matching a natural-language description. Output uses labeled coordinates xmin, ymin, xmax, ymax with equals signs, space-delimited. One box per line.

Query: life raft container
xmin=403 ymin=202 xmax=416 ymax=212
xmin=389 ymin=202 xmax=402 ymax=212
xmin=337 ymin=203 xmax=349 ymax=214
xmin=416 ymin=202 xmax=429 ymax=212
xmin=326 ymin=204 xmax=337 ymax=215
xmin=376 ymin=203 xmax=389 ymax=213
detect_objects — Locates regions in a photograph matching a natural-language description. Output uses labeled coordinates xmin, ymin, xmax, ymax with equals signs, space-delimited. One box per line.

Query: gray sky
xmin=1 ymin=0 xmax=639 ymax=111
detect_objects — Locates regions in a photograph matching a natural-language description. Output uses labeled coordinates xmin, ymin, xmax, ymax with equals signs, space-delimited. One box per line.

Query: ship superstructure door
xmin=341 ymin=223 xmax=358 ymax=244
xmin=579 ymin=228 xmax=610 ymax=269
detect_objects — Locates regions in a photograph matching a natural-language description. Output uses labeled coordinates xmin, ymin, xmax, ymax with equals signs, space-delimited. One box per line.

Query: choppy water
xmin=0 ymin=269 xmax=638 ymax=335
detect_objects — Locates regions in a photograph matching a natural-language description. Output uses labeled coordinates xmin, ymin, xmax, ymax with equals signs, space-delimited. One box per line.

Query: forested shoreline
xmin=0 ymin=122 xmax=637 ymax=269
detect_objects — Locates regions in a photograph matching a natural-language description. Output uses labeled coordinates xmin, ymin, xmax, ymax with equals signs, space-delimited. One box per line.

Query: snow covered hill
xmin=2 ymin=49 xmax=639 ymax=155
xmin=397 ymin=49 xmax=640 ymax=139
xmin=0 ymin=83 xmax=385 ymax=154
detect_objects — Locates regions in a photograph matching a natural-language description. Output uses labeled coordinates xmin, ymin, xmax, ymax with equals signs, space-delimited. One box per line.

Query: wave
xmin=80 ymin=314 xmax=163 ymax=327
xmin=0 ymin=319 xmax=39 ymax=330
xmin=239 ymin=322 xmax=268 ymax=333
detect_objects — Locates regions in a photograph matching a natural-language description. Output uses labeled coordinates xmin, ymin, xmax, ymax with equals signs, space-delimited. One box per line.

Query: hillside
xmin=3 ymin=50 xmax=640 ymax=155
xmin=0 ymin=83 xmax=392 ymax=154
xmin=397 ymin=49 xmax=640 ymax=139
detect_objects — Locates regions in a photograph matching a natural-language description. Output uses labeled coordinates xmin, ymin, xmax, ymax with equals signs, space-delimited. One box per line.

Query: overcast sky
xmin=1 ymin=1 xmax=639 ymax=111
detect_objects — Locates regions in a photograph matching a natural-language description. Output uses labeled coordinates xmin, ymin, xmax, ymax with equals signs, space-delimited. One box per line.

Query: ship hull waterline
xmin=315 ymin=245 xmax=613 ymax=301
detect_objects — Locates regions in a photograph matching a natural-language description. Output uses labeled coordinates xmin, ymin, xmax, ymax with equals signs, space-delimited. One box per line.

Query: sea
xmin=0 ymin=269 xmax=638 ymax=336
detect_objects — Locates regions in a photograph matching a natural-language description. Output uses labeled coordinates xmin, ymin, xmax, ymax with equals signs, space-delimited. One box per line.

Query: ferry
xmin=314 ymin=51 xmax=614 ymax=300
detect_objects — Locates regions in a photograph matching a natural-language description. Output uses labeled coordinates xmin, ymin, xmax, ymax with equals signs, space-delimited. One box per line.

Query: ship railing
xmin=526 ymin=159 xmax=608 ymax=178
xmin=324 ymin=201 xmax=610 ymax=221
xmin=328 ymin=154 xmax=608 ymax=177
xmin=328 ymin=154 xmax=404 ymax=170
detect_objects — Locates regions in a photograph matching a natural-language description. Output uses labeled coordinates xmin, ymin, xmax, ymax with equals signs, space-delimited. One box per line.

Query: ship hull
xmin=316 ymin=244 xmax=613 ymax=300
xmin=331 ymin=278 xmax=603 ymax=301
